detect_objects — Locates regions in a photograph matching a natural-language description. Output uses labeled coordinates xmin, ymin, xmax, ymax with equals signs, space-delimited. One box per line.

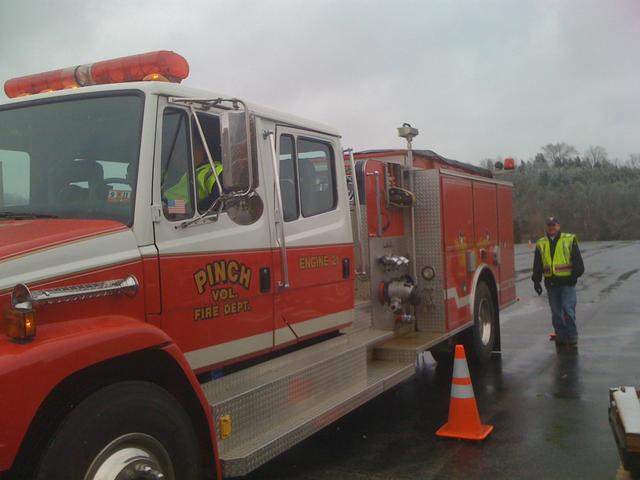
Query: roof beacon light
xmin=503 ymin=157 xmax=516 ymax=170
xmin=4 ymin=50 xmax=189 ymax=98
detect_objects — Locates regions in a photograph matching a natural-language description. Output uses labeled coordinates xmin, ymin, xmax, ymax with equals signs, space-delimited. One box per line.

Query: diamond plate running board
xmin=201 ymin=327 xmax=413 ymax=478
xmin=219 ymin=360 xmax=415 ymax=477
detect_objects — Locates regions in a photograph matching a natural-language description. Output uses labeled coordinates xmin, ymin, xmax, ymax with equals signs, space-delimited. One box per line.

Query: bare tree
xmin=584 ymin=145 xmax=608 ymax=166
xmin=628 ymin=153 xmax=640 ymax=168
xmin=541 ymin=143 xmax=578 ymax=165
xmin=533 ymin=153 xmax=547 ymax=168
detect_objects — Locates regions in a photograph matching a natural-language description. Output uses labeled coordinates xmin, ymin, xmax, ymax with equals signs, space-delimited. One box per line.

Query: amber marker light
xmin=4 ymin=307 xmax=36 ymax=341
xmin=5 ymin=283 xmax=36 ymax=342
xmin=142 ymin=72 xmax=170 ymax=82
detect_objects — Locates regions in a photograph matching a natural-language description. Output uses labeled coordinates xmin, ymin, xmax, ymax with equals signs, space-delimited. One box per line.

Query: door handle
xmin=260 ymin=267 xmax=271 ymax=293
xmin=342 ymin=258 xmax=350 ymax=279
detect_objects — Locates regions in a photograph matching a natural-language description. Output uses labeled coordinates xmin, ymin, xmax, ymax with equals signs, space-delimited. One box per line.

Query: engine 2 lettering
xmin=299 ymin=255 xmax=335 ymax=270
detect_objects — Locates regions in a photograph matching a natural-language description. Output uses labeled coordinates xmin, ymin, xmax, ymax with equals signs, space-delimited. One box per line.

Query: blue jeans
xmin=547 ymin=285 xmax=578 ymax=342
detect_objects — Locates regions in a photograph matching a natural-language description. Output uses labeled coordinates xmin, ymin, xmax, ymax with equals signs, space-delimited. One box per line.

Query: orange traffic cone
xmin=436 ymin=344 xmax=493 ymax=441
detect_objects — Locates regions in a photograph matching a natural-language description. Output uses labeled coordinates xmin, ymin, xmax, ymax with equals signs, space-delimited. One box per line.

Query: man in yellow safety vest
xmin=164 ymin=138 xmax=223 ymax=214
xmin=531 ymin=216 xmax=585 ymax=346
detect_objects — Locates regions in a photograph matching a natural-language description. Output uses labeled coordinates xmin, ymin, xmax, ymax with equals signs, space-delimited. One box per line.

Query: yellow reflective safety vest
xmin=195 ymin=163 xmax=223 ymax=202
xmin=536 ymin=233 xmax=576 ymax=278
xmin=164 ymin=163 xmax=223 ymax=203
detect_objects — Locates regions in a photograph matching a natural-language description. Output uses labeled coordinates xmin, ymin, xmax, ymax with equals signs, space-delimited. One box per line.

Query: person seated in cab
xmin=163 ymin=137 xmax=223 ymax=216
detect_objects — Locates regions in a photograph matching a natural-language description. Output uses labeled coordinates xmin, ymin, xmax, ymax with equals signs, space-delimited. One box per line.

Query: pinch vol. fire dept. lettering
xmin=193 ymin=259 xmax=252 ymax=294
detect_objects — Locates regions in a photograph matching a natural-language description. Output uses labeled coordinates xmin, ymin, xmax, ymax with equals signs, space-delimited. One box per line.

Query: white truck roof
xmin=0 ymin=81 xmax=341 ymax=138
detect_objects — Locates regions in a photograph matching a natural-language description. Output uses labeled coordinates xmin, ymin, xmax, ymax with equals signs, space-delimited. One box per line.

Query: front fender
xmin=0 ymin=316 xmax=175 ymax=472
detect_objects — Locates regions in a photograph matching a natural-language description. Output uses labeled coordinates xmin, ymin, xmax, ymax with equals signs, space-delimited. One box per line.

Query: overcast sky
xmin=1 ymin=0 xmax=638 ymax=164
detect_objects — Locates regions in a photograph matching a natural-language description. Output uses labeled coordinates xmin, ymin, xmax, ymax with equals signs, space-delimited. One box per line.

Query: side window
xmin=297 ymin=138 xmax=336 ymax=217
xmin=278 ymin=135 xmax=299 ymax=221
xmin=192 ymin=114 xmax=223 ymax=214
xmin=0 ymin=150 xmax=30 ymax=207
xmin=161 ymin=109 xmax=194 ymax=220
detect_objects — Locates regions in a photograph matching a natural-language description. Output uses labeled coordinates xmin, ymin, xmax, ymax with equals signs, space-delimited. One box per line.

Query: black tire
xmin=35 ymin=381 xmax=202 ymax=480
xmin=466 ymin=281 xmax=497 ymax=365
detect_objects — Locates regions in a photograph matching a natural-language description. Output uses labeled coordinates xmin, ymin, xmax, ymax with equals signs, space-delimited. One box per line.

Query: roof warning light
xmin=4 ymin=50 xmax=189 ymax=98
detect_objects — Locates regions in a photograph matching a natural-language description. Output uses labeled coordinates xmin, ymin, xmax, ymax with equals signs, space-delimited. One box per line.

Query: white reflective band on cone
xmin=453 ymin=358 xmax=470 ymax=380
xmin=451 ymin=383 xmax=475 ymax=399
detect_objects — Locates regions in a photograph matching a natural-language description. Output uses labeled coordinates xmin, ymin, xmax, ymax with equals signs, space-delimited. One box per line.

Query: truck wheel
xmin=35 ymin=381 xmax=202 ymax=480
xmin=467 ymin=281 xmax=496 ymax=365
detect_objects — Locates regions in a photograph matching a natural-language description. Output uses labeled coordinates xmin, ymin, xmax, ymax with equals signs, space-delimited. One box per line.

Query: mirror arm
xmin=177 ymin=196 xmax=224 ymax=229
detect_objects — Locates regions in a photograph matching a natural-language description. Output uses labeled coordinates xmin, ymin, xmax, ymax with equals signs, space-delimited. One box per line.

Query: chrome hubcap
xmin=84 ymin=433 xmax=174 ymax=480
xmin=478 ymin=298 xmax=493 ymax=346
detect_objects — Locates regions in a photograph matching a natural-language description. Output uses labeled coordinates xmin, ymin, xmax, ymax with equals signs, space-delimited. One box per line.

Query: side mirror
xmin=220 ymin=110 xmax=253 ymax=192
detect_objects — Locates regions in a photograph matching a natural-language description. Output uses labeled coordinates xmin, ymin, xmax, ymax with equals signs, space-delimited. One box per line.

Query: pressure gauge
xmin=421 ymin=266 xmax=436 ymax=281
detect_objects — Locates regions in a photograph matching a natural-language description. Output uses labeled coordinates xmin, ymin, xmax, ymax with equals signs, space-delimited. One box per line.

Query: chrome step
xmin=201 ymin=327 xmax=412 ymax=478
xmin=374 ymin=330 xmax=447 ymax=362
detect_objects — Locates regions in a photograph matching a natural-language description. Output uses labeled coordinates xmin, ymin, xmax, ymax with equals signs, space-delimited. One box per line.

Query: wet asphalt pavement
xmin=247 ymin=241 xmax=640 ymax=480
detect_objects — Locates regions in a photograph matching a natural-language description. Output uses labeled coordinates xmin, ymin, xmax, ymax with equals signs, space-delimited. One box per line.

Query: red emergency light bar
xmin=503 ymin=157 xmax=516 ymax=170
xmin=4 ymin=50 xmax=189 ymax=98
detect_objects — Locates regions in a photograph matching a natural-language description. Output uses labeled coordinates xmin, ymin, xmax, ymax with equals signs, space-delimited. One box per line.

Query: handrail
xmin=344 ymin=148 xmax=366 ymax=276
xmin=366 ymin=171 xmax=382 ymax=237
xmin=265 ymin=130 xmax=290 ymax=288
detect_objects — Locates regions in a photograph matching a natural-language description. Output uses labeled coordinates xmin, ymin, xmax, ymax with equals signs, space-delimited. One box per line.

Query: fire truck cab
xmin=0 ymin=52 xmax=515 ymax=479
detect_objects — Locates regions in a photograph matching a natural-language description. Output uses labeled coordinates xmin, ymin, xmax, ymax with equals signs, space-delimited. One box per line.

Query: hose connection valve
xmin=378 ymin=275 xmax=421 ymax=314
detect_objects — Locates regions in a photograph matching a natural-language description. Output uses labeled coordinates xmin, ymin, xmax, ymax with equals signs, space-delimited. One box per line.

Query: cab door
xmin=152 ymin=100 xmax=274 ymax=371
xmin=271 ymin=126 xmax=354 ymax=347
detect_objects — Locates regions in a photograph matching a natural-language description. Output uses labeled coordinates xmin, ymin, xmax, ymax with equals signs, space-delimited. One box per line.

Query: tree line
xmin=482 ymin=144 xmax=640 ymax=242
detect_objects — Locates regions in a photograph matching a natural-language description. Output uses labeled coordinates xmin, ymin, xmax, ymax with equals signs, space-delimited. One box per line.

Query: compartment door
xmin=441 ymin=175 xmax=474 ymax=330
xmin=497 ymin=185 xmax=516 ymax=305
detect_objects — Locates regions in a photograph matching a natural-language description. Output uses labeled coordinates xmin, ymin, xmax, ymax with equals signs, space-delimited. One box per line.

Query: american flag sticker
xmin=167 ymin=199 xmax=187 ymax=214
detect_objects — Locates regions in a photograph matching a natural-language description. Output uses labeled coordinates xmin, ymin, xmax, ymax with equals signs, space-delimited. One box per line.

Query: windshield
xmin=0 ymin=93 xmax=143 ymax=224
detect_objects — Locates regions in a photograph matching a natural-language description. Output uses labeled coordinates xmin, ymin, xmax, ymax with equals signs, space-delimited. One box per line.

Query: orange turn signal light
xmin=4 ymin=307 xmax=36 ymax=341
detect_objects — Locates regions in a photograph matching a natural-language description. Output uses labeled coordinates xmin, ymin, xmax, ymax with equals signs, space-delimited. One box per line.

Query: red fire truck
xmin=0 ymin=51 xmax=516 ymax=479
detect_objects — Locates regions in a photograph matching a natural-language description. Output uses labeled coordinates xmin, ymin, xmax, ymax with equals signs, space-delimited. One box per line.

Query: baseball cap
xmin=545 ymin=216 xmax=559 ymax=225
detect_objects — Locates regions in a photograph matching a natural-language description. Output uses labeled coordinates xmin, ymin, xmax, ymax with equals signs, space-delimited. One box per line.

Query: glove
xmin=534 ymin=282 xmax=543 ymax=295
xmin=568 ymin=274 xmax=578 ymax=286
